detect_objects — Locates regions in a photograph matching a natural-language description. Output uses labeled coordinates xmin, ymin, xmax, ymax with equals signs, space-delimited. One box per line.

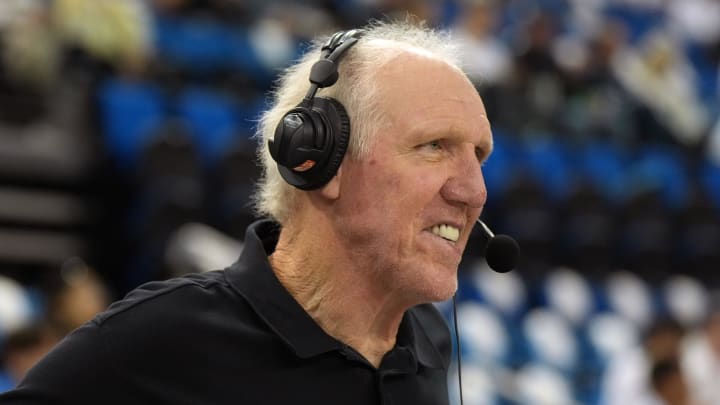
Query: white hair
xmin=254 ymin=20 xmax=464 ymax=224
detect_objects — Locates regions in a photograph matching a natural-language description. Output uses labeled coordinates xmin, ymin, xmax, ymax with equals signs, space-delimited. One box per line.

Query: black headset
xmin=268 ymin=29 xmax=363 ymax=190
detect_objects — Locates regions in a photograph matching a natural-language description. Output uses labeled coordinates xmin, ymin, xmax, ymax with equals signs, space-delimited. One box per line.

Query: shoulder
xmin=90 ymin=270 xmax=267 ymax=349
xmin=89 ymin=270 xmax=277 ymax=382
xmin=84 ymin=269 xmax=269 ymax=365
xmin=2 ymin=271 xmax=273 ymax=403
xmin=95 ymin=270 xmax=229 ymax=325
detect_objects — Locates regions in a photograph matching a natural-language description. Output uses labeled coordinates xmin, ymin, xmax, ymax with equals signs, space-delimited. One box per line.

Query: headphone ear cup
xmin=270 ymin=97 xmax=350 ymax=190
xmin=317 ymin=98 xmax=350 ymax=186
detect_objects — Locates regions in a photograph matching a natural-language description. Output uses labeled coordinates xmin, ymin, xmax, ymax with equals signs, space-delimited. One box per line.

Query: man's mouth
xmin=430 ymin=224 xmax=460 ymax=243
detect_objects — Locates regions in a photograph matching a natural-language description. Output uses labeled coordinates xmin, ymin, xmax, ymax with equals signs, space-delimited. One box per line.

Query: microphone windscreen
xmin=486 ymin=235 xmax=520 ymax=273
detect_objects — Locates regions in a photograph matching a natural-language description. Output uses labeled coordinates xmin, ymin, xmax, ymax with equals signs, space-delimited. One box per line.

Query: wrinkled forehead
xmin=374 ymin=52 xmax=485 ymax=124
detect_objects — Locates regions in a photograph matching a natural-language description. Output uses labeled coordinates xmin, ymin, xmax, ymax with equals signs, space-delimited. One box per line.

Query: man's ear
xmin=319 ymin=166 xmax=341 ymax=200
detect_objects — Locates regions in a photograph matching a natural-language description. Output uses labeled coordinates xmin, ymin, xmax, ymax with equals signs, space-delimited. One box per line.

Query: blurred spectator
xmin=451 ymin=0 xmax=514 ymax=135
xmin=44 ymin=258 xmax=110 ymax=336
xmin=53 ymin=0 xmax=152 ymax=75
xmin=1 ymin=323 xmax=59 ymax=388
xmin=0 ymin=1 xmax=55 ymax=125
xmin=452 ymin=0 xmax=512 ymax=86
xmin=612 ymin=29 xmax=710 ymax=148
xmin=560 ymin=20 xmax=636 ymax=144
xmin=247 ymin=15 xmax=299 ymax=72
xmin=1 ymin=1 xmax=59 ymax=89
xmin=246 ymin=0 xmax=339 ymax=48
xmin=603 ymin=318 xmax=687 ymax=405
xmin=1 ymin=261 xmax=109 ymax=390
xmin=650 ymin=356 xmax=697 ymax=405
xmin=492 ymin=12 xmax=566 ymax=136
xmin=681 ymin=296 xmax=720 ymax=405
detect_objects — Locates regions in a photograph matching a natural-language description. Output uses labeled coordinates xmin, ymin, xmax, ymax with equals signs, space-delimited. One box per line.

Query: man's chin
xmin=418 ymin=275 xmax=458 ymax=304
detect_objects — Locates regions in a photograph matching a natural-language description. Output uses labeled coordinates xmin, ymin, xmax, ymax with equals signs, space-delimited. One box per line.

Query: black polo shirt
xmin=0 ymin=220 xmax=452 ymax=404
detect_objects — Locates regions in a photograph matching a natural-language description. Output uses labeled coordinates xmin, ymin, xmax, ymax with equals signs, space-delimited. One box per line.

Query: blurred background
xmin=0 ymin=0 xmax=718 ymax=404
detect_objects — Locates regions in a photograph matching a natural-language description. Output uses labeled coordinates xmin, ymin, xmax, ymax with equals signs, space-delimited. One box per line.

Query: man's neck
xmin=269 ymin=219 xmax=410 ymax=368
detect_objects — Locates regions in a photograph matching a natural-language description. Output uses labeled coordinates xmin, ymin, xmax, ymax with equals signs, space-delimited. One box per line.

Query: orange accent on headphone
xmin=293 ymin=160 xmax=317 ymax=172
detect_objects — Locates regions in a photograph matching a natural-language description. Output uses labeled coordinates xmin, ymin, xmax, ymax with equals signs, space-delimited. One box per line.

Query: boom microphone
xmin=476 ymin=220 xmax=520 ymax=273
xmin=453 ymin=221 xmax=520 ymax=405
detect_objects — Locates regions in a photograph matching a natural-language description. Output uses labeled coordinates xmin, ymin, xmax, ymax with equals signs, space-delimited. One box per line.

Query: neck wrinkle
xmin=269 ymin=219 xmax=410 ymax=368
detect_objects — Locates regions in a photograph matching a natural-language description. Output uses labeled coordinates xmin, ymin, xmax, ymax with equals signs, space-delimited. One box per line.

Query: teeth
xmin=431 ymin=224 xmax=460 ymax=242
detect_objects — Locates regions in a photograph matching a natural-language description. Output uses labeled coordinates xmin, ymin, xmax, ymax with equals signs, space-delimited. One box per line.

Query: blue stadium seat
xmin=465 ymin=260 xmax=528 ymax=322
xmin=541 ymin=267 xmax=596 ymax=328
xmin=701 ymin=159 xmax=720 ymax=209
xmin=521 ymin=137 xmax=574 ymax=202
xmin=153 ymin=15 xmax=268 ymax=81
xmin=683 ymin=41 xmax=720 ymax=105
xmin=522 ymin=308 xmax=579 ymax=375
xmin=583 ymin=312 xmax=639 ymax=366
xmin=602 ymin=271 xmax=656 ymax=329
xmin=484 ymin=131 xmax=522 ymax=201
xmin=237 ymin=95 xmax=267 ymax=137
xmin=176 ymin=87 xmax=243 ymax=163
xmin=456 ymin=301 xmax=511 ymax=367
xmin=460 ymin=260 xmax=531 ymax=368
xmin=98 ymin=79 xmax=167 ymax=168
xmin=153 ymin=16 xmax=236 ymax=74
xmin=514 ymin=362 xmax=577 ymax=405
xmin=449 ymin=364 xmax=501 ymax=405
xmin=576 ymin=141 xmax=627 ymax=204
xmin=578 ymin=312 xmax=639 ymax=405
xmin=662 ymin=275 xmax=709 ymax=328
xmin=625 ymin=144 xmax=690 ymax=210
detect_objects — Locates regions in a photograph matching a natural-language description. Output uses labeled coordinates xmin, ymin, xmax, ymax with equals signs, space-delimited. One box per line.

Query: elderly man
xmin=0 ymin=21 xmax=492 ymax=405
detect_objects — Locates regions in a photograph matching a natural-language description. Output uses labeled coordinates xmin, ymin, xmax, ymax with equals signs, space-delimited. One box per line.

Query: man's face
xmin=332 ymin=53 xmax=492 ymax=303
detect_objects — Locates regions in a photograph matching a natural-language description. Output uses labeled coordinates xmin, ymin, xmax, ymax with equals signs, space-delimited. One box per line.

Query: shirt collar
xmin=226 ymin=219 xmax=446 ymax=369
xmin=402 ymin=307 xmax=447 ymax=370
xmin=226 ymin=220 xmax=343 ymax=358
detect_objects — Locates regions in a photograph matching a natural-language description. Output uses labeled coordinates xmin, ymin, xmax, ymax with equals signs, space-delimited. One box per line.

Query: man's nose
xmin=440 ymin=151 xmax=487 ymax=208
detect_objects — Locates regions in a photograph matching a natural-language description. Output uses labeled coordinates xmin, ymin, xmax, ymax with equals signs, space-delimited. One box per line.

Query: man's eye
xmin=475 ymin=147 xmax=488 ymax=163
xmin=426 ymin=140 xmax=442 ymax=150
